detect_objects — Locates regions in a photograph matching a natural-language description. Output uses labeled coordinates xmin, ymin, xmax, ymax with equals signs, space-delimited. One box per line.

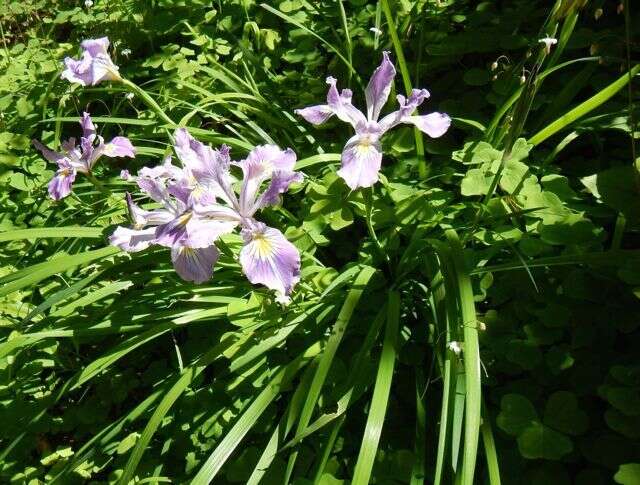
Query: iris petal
xmin=240 ymin=224 xmax=301 ymax=295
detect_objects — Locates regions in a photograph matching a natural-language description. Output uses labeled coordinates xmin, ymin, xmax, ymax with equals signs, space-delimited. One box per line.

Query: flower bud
xmin=594 ymin=7 xmax=603 ymax=19
xmin=491 ymin=61 xmax=498 ymax=71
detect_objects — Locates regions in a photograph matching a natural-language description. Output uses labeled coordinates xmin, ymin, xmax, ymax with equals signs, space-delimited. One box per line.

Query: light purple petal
xmin=337 ymin=134 xmax=383 ymax=190
xmin=61 ymin=38 xmax=120 ymax=86
xmin=80 ymin=112 xmax=96 ymax=138
xmin=80 ymin=37 xmax=110 ymax=57
xmin=378 ymin=89 xmax=430 ymax=133
xmin=257 ymin=170 xmax=303 ymax=209
xmin=61 ymin=56 xmax=93 ymax=86
xmin=103 ymin=136 xmax=135 ymax=158
xmin=120 ymin=169 xmax=131 ymax=180
xmin=33 ymin=139 xmax=66 ymax=164
xmin=171 ymin=245 xmax=219 ymax=284
xmin=238 ymin=145 xmax=297 ymax=216
xmin=408 ymin=112 xmax=451 ymax=138
xmin=174 ymin=128 xmax=215 ymax=178
xmin=48 ymin=165 xmax=76 ymax=200
xmin=325 ymin=77 xmax=367 ymax=128
xmin=365 ymin=51 xmax=396 ymax=121
xmin=155 ymin=211 xmax=236 ymax=249
xmin=183 ymin=217 xmax=237 ymax=248
xmin=109 ymin=226 xmax=156 ymax=252
xmin=240 ymin=223 xmax=301 ymax=295
xmin=294 ymin=105 xmax=334 ymax=125
xmin=125 ymin=192 xmax=173 ymax=227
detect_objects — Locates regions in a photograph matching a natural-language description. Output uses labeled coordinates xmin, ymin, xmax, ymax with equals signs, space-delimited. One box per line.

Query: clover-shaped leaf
xmin=543 ymin=391 xmax=588 ymax=436
xmin=517 ymin=421 xmax=573 ymax=460
xmin=497 ymin=393 xmax=538 ymax=436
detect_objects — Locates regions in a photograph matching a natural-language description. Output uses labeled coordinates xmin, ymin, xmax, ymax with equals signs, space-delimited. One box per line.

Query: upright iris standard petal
xmin=239 ymin=223 xmax=301 ymax=296
xmin=80 ymin=112 xmax=96 ymax=138
xmin=171 ymin=246 xmax=220 ymax=284
xmin=365 ymin=51 xmax=396 ymax=121
xmin=337 ymin=133 xmax=383 ymax=190
xmin=237 ymin=144 xmax=297 ymax=216
xmin=61 ymin=37 xmax=120 ymax=86
xmin=173 ymin=128 xmax=234 ymax=206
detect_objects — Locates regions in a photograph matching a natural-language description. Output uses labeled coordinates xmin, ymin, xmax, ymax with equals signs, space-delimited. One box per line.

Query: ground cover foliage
xmin=1 ymin=0 xmax=640 ymax=483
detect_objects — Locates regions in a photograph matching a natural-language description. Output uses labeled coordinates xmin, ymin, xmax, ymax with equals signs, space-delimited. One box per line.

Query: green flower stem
xmin=381 ymin=0 xmax=427 ymax=179
xmin=364 ymin=187 xmax=390 ymax=270
xmin=85 ymin=172 xmax=108 ymax=195
xmin=120 ymin=78 xmax=175 ymax=126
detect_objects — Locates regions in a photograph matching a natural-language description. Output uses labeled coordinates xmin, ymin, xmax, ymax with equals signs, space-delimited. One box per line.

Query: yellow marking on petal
xmin=180 ymin=247 xmax=195 ymax=257
xmin=251 ymin=233 xmax=275 ymax=259
xmin=177 ymin=211 xmax=193 ymax=226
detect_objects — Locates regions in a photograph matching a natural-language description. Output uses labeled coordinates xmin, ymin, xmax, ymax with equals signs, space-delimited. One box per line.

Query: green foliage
xmin=1 ymin=0 xmax=640 ymax=483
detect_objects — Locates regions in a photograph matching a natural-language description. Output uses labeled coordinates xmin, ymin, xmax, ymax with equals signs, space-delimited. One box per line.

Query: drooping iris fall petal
xmin=171 ymin=246 xmax=220 ymax=284
xmin=240 ymin=223 xmax=301 ymax=296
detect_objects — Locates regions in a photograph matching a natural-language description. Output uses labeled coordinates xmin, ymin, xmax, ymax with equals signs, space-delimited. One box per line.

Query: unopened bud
xmin=617 ymin=3 xmax=624 ymax=14
xmin=520 ymin=75 xmax=526 ymax=84
xmin=491 ymin=61 xmax=498 ymax=71
xmin=590 ymin=44 xmax=598 ymax=56
xmin=492 ymin=74 xmax=498 ymax=81
xmin=594 ymin=8 xmax=603 ymax=20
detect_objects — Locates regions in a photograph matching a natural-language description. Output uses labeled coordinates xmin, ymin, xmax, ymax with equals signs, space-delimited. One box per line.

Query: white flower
xmin=538 ymin=37 xmax=558 ymax=54
xmin=122 ymin=48 xmax=132 ymax=57
xmin=369 ymin=27 xmax=382 ymax=36
xmin=125 ymin=92 xmax=134 ymax=100
xmin=447 ymin=341 xmax=463 ymax=355
xmin=85 ymin=0 xmax=93 ymax=7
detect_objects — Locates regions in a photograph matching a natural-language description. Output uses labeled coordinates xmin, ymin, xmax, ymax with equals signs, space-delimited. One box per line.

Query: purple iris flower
xmin=295 ymin=51 xmax=451 ymax=190
xmin=111 ymin=129 xmax=303 ymax=295
xmin=33 ymin=112 xmax=135 ymax=200
xmin=61 ymin=37 xmax=121 ymax=86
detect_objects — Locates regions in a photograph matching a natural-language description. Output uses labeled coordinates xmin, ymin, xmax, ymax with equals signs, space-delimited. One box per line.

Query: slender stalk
xmin=364 ymin=187 xmax=391 ymax=270
xmin=380 ymin=0 xmax=427 ymax=179
xmin=337 ymin=0 xmax=353 ymax=86
xmin=120 ymin=78 xmax=175 ymax=126
xmin=85 ymin=172 xmax=108 ymax=195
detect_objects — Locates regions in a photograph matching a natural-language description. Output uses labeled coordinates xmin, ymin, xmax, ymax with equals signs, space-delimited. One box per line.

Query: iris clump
xmin=110 ymin=129 xmax=303 ymax=296
xmin=295 ymin=51 xmax=451 ymax=189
